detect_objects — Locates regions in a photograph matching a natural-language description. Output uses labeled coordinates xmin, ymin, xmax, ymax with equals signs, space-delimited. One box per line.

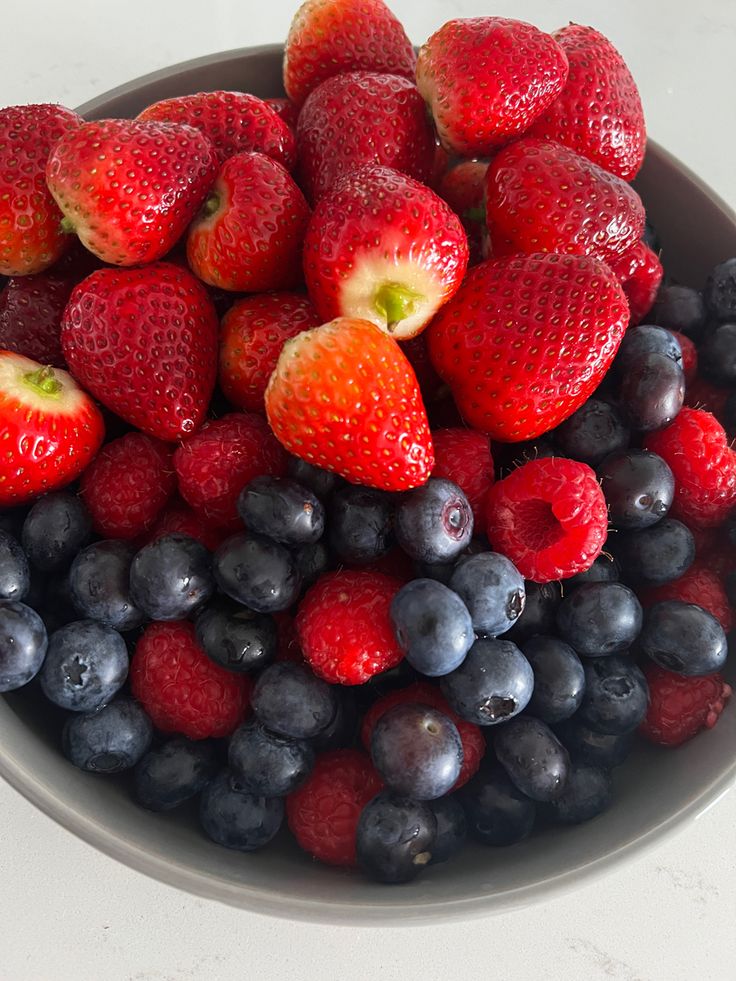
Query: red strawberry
xmin=46 ymin=119 xmax=217 ymax=265
xmin=416 ymin=18 xmax=569 ymax=156
xmin=137 ymin=90 xmax=296 ymax=169
xmin=296 ymin=71 xmax=435 ymax=203
xmin=400 ymin=332 xmax=445 ymax=404
xmin=219 ymin=292 xmax=321 ymax=414
xmin=60 ymin=262 xmax=218 ymax=441
xmin=427 ymin=253 xmax=628 ymax=441
xmin=303 ymin=165 xmax=468 ymax=339
xmin=639 ymin=663 xmax=732 ymax=748
xmin=485 ymin=138 xmax=645 ymax=263
xmin=265 ymin=317 xmax=434 ymax=491
xmin=431 ymin=428 xmax=494 ymax=527
xmin=0 ymin=104 xmax=81 ymax=276
xmin=609 ymin=240 xmax=663 ymax=326
xmin=283 ymin=0 xmax=415 ymax=107
xmin=187 ymin=152 xmax=310 ymax=292
xmin=437 ymin=160 xmax=489 ymax=265
xmin=264 ymin=97 xmax=299 ymax=133
xmin=527 ymin=24 xmax=646 ymax=181
xmin=0 ymin=352 xmax=104 ymax=507
xmin=0 ymin=271 xmax=74 ymax=367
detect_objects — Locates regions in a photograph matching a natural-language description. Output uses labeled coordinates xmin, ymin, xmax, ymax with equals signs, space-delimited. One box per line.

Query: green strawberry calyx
xmin=60 ymin=216 xmax=76 ymax=234
xmin=23 ymin=365 xmax=63 ymax=399
xmin=374 ymin=282 xmax=424 ymax=332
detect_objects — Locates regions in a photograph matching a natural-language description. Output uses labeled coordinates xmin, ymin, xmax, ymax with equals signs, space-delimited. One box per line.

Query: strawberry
xmin=46 ymin=119 xmax=217 ymax=266
xmin=186 ymin=152 xmax=310 ymax=292
xmin=303 ymin=165 xmax=468 ymax=339
xmin=0 ymin=352 xmax=104 ymax=507
xmin=265 ymin=317 xmax=434 ymax=490
xmin=431 ymin=428 xmax=494 ymax=527
xmin=527 ymin=24 xmax=646 ymax=181
xmin=60 ymin=262 xmax=218 ymax=441
xmin=0 ymin=104 xmax=82 ymax=276
xmin=427 ymin=253 xmax=628 ymax=441
xmin=296 ymin=71 xmax=435 ymax=203
xmin=485 ymin=138 xmax=645 ymax=263
xmin=609 ymin=240 xmax=663 ymax=326
xmin=137 ymin=90 xmax=296 ymax=169
xmin=415 ymin=18 xmax=569 ymax=157
xmin=0 ymin=270 xmax=75 ymax=367
xmin=264 ymin=98 xmax=299 ymax=133
xmin=283 ymin=0 xmax=415 ymax=107
xmin=437 ymin=160 xmax=490 ymax=265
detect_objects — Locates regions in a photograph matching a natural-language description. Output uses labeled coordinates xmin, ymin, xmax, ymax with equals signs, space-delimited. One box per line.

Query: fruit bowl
xmin=1 ymin=44 xmax=735 ymax=925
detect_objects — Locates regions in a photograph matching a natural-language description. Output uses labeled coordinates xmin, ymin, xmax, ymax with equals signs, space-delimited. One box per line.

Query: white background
xmin=1 ymin=1 xmax=735 ymax=978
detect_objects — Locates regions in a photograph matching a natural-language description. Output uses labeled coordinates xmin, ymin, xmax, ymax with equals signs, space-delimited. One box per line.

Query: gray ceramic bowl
xmin=1 ymin=45 xmax=735 ymax=925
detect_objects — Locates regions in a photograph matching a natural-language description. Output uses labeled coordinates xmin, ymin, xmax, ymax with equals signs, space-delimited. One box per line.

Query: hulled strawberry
xmin=415 ymin=18 xmax=569 ymax=157
xmin=303 ymin=165 xmax=468 ymax=339
xmin=60 ymin=262 xmax=218 ymax=441
xmin=46 ymin=119 xmax=217 ymax=266
xmin=0 ymin=104 xmax=82 ymax=276
xmin=186 ymin=152 xmax=310 ymax=292
xmin=0 ymin=352 xmax=104 ymax=506
xmin=265 ymin=317 xmax=434 ymax=490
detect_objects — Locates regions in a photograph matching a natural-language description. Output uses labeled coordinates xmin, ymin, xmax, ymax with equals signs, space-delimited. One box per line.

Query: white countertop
xmin=1 ymin=2 xmax=735 ymax=978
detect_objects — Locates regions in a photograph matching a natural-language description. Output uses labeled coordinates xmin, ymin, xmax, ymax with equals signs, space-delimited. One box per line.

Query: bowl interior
xmin=1 ymin=45 xmax=736 ymax=925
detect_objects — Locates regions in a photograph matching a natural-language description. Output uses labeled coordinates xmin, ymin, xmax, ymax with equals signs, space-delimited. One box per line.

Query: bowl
xmin=1 ymin=44 xmax=735 ymax=925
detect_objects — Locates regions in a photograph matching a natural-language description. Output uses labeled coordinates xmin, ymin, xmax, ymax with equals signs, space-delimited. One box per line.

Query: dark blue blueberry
xmin=251 ymin=662 xmax=337 ymax=739
xmin=619 ymin=352 xmax=684 ymax=432
xmin=310 ymin=687 xmax=359 ymax=751
xmin=0 ymin=600 xmax=48 ymax=692
xmin=390 ymin=578 xmax=473 ymax=677
xmin=356 ymin=793 xmax=437 ymax=883
xmin=286 ymin=456 xmax=337 ymax=498
xmin=130 ymin=533 xmax=214 ymax=621
xmin=642 ymin=219 xmax=660 ymax=253
xmin=449 ymin=552 xmax=525 ymax=635
xmin=700 ymin=322 xmax=736 ymax=385
xmin=195 ymin=599 xmax=277 ymax=674
xmin=440 ymin=638 xmax=533 ymax=726
xmin=459 ymin=766 xmax=536 ymax=846
xmin=553 ymin=399 xmax=629 ymax=466
xmin=62 ymin=697 xmax=153 ymax=772
xmin=40 ymin=619 xmax=128 ymax=712
xmin=493 ymin=716 xmax=570 ymax=802
xmin=544 ymin=762 xmax=612 ymax=824
xmin=229 ymin=720 xmax=314 ymax=796
xmin=395 ymin=478 xmax=473 ymax=564
xmin=0 ymin=530 xmax=29 ymax=601
xmin=213 ymin=532 xmax=301 ymax=613
xmin=639 ymin=600 xmax=728 ymax=676
xmin=554 ymin=719 xmax=635 ymax=769
xmin=428 ymin=796 xmax=467 ymax=865
xmin=556 ymin=582 xmax=643 ymax=657
xmin=504 ymin=580 xmax=561 ymax=642
xmin=412 ymin=559 xmax=454 ymax=584
xmin=21 ymin=492 xmax=91 ymax=571
xmin=651 ymin=283 xmax=707 ymax=339
xmin=69 ymin=540 xmax=143 ymax=631
xmin=522 ymin=635 xmax=585 ymax=724
xmin=577 ymin=655 xmax=649 ymax=734
xmin=565 ymin=555 xmax=620 ymax=589
xmin=613 ymin=324 xmax=683 ymax=375
xmin=36 ymin=572 xmax=78 ymax=634
xmin=134 ymin=738 xmax=219 ymax=811
xmin=598 ymin=449 xmax=674 ymax=530
xmin=294 ymin=541 xmax=331 ymax=588
xmin=328 ymin=485 xmax=393 ymax=563
xmin=704 ymin=257 xmax=736 ymax=322
xmin=237 ymin=476 xmax=324 ymax=546
xmin=199 ymin=770 xmax=284 ymax=851
xmin=610 ymin=518 xmax=694 ymax=587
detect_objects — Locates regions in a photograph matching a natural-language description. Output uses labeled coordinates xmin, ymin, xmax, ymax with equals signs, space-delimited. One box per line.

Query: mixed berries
xmin=0 ymin=0 xmax=734 ymax=888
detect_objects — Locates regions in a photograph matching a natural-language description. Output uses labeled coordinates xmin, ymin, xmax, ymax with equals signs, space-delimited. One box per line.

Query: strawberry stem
xmin=60 ymin=216 xmax=75 ymax=234
xmin=203 ymin=194 xmax=220 ymax=218
xmin=23 ymin=365 xmax=63 ymax=398
xmin=374 ymin=283 xmax=423 ymax=332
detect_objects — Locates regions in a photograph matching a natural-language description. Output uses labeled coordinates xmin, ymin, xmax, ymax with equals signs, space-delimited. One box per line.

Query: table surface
xmin=1 ymin=1 xmax=735 ymax=978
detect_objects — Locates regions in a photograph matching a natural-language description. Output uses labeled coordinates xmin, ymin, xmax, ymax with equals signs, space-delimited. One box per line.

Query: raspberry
xmin=610 ymin=240 xmax=662 ymax=326
xmin=131 ymin=620 xmax=251 ymax=739
xmin=684 ymin=375 xmax=730 ymax=424
xmin=639 ymin=561 xmax=733 ymax=632
xmin=485 ymin=457 xmax=608 ymax=582
xmin=296 ymin=570 xmax=404 ymax=684
xmin=644 ymin=408 xmax=736 ymax=528
xmin=173 ymin=412 xmax=287 ymax=530
xmin=431 ymin=427 xmax=494 ymax=527
xmin=639 ymin=662 xmax=732 ymax=747
xmin=671 ymin=331 xmax=697 ymax=384
xmin=81 ymin=432 xmax=176 ymax=540
xmin=286 ymin=749 xmax=383 ymax=867
xmin=142 ymin=498 xmax=228 ymax=553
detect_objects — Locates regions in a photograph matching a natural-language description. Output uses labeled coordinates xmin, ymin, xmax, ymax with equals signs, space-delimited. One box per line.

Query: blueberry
xmin=395 ymin=478 xmax=473 ymax=564
xmin=134 ymin=738 xmax=219 ymax=811
xmin=356 ymin=793 xmax=437 ymax=883
xmin=309 ymin=687 xmax=359 ymax=751
xmin=564 ymin=555 xmax=620 ymax=589
xmin=610 ymin=518 xmax=694 ymax=587
xmin=521 ymin=635 xmax=585 ymax=724
xmin=554 ymin=719 xmax=635 ymax=769
xmin=328 ymin=485 xmax=393 ymax=563
xmin=704 ymin=257 xmax=736 ymax=322
xmin=619 ymin=352 xmax=684 ymax=432
xmin=459 ymin=766 xmax=536 ymax=846
xmin=544 ymin=762 xmax=612 ymax=824
xmin=700 ymin=322 xmax=736 ymax=385
xmin=724 ymin=392 xmax=736 ymax=440
xmin=40 ymin=619 xmax=128 ymax=712
xmin=0 ymin=530 xmax=29 ymax=601
xmin=251 ymin=662 xmax=337 ymax=738
xmin=294 ymin=541 xmax=331 ymax=588
xmin=553 ymin=399 xmax=629 ymax=465
xmin=598 ymin=449 xmax=675 ymax=530
xmin=504 ymin=580 xmax=561 ymax=642
xmin=237 ymin=476 xmax=325 ymax=546
xmin=130 ymin=533 xmax=214 ymax=621
xmin=62 ymin=697 xmax=153 ymax=772
xmin=412 ymin=559 xmax=454 ymax=584
xmin=639 ymin=600 xmax=728 ymax=676
xmin=286 ymin=456 xmax=337 ymax=498
xmin=35 ymin=572 xmax=78 ymax=634
xmin=213 ymin=532 xmax=301 ymax=613
xmin=199 ymin=770 xmax=284 ymax=852
xmin=651 ymin=283 xmax=707 ymax=339
xmin=428 ymin=796 xmax=467 ymax=864
xmin=449 ymin=552 xmax=525 ymax=636
xmin=556 ymin=582 xmax=643 ymax=656
xmin=577 ymin=655 xmax=649 ymax=734
xmin=228 ymin=720 xmax=314 ymax=797
xmin=195 ymin=599 xmax=277 ymax=674
xmin=493 ymin=716 xmax=570 ymax=802
xmin=69 ymin=540 xmax=143 ymax=631
xmin=390 ymin=579 xmax=473 ymax=677
xmin=21 ymin=492 xmax=91 ymax=571
xmin=613 ymin=324 xmax=683 ymax=375
xmin=0 ymin=600 xmax=48 ymax=692
xmin=440 ymin=638 xmax=534 ymax=726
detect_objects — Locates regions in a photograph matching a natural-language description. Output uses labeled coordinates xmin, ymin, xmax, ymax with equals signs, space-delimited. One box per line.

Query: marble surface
xmin=1 ymin=1 xmax=735 ymax=978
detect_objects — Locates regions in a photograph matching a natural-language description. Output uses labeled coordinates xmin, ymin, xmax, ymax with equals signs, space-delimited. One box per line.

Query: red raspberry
xmin=296 ymin=570 xmax=404 ymax=684
xmin=671 ymin=331 xmax=697 ymax=384
xmin=431 ymin=428 xmax=495 ymax=527
xmin=609 ymin=240 xmax=663 ymax=326
xmin=639 ymin=662 xmax=732 ymax=747
xmin=684 ymin=375 xmax=730 ymax=424
xmin=360 ymin=681 xmax=485 ymax=790
xmin=639 ymin=562 xmax=733 ymax=632
xmin=81 ymin=432 xmax=176 ymax=540
xmin=485 ymin=457 xmax=608 ymax=582
xmin=130 ymin=620 xmax=251 ymax=739
xmin=286 ymin=749 xmax=383 ymax=867
xmin=644 ymin=408 xmax=736 ymax=528
xmin=173 ymin=412 xmax=287 ymax=530
xmin=142 ymin=498 xmax=228 ymax=553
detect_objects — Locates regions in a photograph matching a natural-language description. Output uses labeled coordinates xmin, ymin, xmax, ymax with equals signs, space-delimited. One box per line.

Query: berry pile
xmin=0 ymin=0 xmax=733 ymax=887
